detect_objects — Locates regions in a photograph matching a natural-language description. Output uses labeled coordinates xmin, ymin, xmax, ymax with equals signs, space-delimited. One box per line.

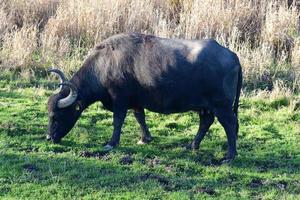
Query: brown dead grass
xmin=0 ymin=0 xmax=299 ymax=92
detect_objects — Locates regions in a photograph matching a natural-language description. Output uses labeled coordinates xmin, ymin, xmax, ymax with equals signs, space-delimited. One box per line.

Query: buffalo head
xmin=47 ymin=68 xmax=83 ymax=143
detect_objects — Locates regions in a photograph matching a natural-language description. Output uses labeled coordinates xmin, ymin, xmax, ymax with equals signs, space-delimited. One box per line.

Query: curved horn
xmin=57 ymin=81 xmax=78 ymax=108
xmin=48 ymin=68 xmax=68 ymax=90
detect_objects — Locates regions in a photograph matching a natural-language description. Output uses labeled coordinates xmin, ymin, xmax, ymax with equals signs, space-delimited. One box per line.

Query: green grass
xmin=0 ymin=72 xmax=300 ymax=199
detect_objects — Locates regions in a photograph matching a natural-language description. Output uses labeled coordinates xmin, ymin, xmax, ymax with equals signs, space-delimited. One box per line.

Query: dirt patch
xmin=119 ymin=155 xmax=133 ymax=165
xmin=147 ymin=156 xmax=161 ymax=167
xmin=140 ymin=173 xmax=170 ymax=186
xmin=249 ymin=179 xmax=288 ymax=190
xmin=160 ymin=139 xmax=190 ymax=150
xmin=257 ymin=166 xmax=268 ymax=172
xmin=79 ymin=151 xmax=109 ymax=160
xmin=194 ymin=187 xmax=216 ymax=195
xmin=274 ymin=180 xmax=288 ymax=190
xmin=165 ymin=122 xmax=179 ymax=129
xmin=249 ymin=178 xmax=264 ymax=188
xmin=164 ymin=165 xmax=173 ymax=173
xmin=23 ymin=164 xmax=38 ymax=173
xmin=19 ymin=146 xmax=37 ymax=153
xmin=195 ymin=156 xmax=222 ymax=166
xmin=51 ymin=147 xmax=67 ymax=153
xmin=254 ymin=160 xmax=280 ymax=170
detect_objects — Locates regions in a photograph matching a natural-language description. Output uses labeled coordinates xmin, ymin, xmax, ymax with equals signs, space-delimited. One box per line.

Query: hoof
xmin=186 ymin=143 xmax=199 ymax=150
xmin=221 ymin=158 xmax=234 ymax=164
xmin=137 ymin=140 xmax=146 ymax=145
xmin=221 ymin=155 xmax=236 ymax=164
xmin=46 ymin=134 xmax=51 ymax=140
xmin=137 ymin=136 xmax=152 ymax=145
xmin=103 ymin=144 xmax=114 ymax=151
xmin=186 ymin=143 xmax=192 ymax=150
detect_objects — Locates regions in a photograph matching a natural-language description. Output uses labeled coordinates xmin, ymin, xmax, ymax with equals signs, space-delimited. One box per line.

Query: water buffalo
xmin=47 ymin=33 xmax=242 ymax=161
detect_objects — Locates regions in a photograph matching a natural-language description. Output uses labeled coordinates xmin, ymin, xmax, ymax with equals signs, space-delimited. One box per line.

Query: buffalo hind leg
xmin=134 ymin=108 xmax=153 ymax=144
xmin=215 ymin=107 xmax=238 ymax=162
xmin=104 ymin=108 xmax=127 ymax=151
xmin=187 ymin=111 xmax=214 ymax=150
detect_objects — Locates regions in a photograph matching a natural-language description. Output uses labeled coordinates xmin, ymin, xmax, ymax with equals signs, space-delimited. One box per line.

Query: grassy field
xmin=0 ymin=72 xmax=299 ymax=199
xmin=0 ymin=0 xmax=299 ymax=199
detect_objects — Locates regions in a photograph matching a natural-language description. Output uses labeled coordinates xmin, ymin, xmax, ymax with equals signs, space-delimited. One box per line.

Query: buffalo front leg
xmin=187 ymin=111 xmax=214 ymax=150
xmin=134 ymin=108 xmax=153 ymax=144
xmin=104 ymin=108 xmax=127 ymax=151
xmin=215 ymin=107 xmax=238 ymax=162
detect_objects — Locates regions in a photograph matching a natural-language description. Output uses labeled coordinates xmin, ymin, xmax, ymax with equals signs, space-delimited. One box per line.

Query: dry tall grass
xmin=0 ymin=0 xmax=299 ymax=92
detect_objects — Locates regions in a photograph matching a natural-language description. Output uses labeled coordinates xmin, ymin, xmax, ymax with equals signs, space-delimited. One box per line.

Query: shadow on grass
xmin=19 ymin=127 xmax=299 ymax=176
xmin=114 ymin=135 xmax=300 ymax=174
xmin=0 ymin=152 xmax=201 ymax=195
xmin=3 ymin=112 xmax=299 ymax=176
xmin=1 ymin=150 xmax=299 ymax=199
xmin=233 ymin=154 xmax=300 ymax=173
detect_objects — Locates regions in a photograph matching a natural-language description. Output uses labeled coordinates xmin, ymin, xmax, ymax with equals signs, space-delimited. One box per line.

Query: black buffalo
xmin=47 ymin=33 xmax=242 ymax=161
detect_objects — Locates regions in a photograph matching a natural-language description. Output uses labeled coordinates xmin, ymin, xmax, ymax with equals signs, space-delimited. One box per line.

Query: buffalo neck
xmin=70 ymin=66 xmax=103 ymax=109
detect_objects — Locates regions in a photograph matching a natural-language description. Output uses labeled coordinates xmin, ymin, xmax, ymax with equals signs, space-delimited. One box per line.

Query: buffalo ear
xmin=75 ymin=101 xmax=83 ymax=111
